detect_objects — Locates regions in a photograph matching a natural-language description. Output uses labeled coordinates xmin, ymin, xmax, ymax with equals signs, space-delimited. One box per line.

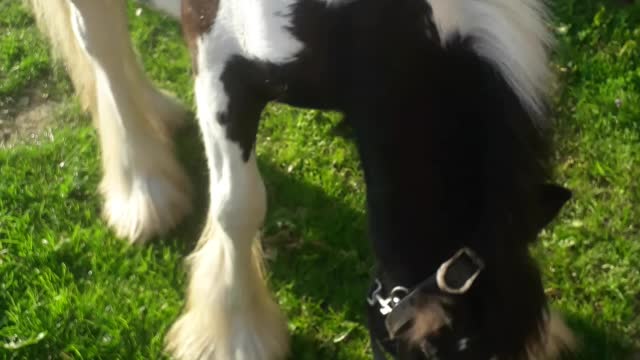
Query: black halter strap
xmin=367 ymin=247 xmax=486 ymax=359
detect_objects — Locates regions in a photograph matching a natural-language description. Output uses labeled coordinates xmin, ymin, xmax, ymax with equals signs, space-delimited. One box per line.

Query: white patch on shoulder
xmin=427 ymin=0 xmax=553 ymax=122
xmin=215 ymin=0 xmax=304 ymax=63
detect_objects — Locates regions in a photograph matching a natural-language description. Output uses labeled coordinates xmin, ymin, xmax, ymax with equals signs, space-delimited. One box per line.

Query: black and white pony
xmin=29 ymin=0 xmax=576 ymax=358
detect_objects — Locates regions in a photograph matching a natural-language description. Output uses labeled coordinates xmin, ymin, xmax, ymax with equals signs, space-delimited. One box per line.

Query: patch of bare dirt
xmin=0 ymin=90 xmax=59 ymax=148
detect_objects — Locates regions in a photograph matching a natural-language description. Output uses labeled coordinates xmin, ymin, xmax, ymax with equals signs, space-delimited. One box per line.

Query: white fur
xmin=66 ymin=0 xmax=191 ymax=243
xmin=225 ymin=0 xmax=304 ymax=63
xmin=427 ymin=0 xmax=554 ymax=121
xmin=165 ymin=1 xmax=298 ymax=357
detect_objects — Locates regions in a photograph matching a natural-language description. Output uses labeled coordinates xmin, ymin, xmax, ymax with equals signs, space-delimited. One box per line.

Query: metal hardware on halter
xmin=367 ymin=279 xmax=409 ymax=315
xmin=366 ymin=247 xmax=489 ymax=359
xmin=368 ymin=247 xmax=485 ymax=323
xmin=436 ymin=247 xmax=485 ymax=295
xmin=367 ymin=246 xmax=486 ymax=345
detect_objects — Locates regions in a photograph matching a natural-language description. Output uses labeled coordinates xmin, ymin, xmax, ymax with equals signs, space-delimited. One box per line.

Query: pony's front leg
xmin=165 ymin=48 xmax=289 ymax=360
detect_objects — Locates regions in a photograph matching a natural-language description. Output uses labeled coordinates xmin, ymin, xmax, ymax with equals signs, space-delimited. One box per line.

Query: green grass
xmin=0 ymin=0 xmax=639 ymax=359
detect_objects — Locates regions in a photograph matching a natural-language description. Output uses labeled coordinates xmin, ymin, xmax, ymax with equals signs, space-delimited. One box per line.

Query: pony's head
xmin=339 ymin=0 xmax=576 ymax=358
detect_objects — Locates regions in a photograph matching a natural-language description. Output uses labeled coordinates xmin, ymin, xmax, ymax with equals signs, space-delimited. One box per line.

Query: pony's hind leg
xmin=30 ymin=0 xmax=191 ymax=243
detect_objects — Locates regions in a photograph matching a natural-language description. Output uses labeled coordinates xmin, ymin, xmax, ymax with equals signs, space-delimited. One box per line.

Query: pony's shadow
xmin=162 ymin=118 xmax=635 ymax=360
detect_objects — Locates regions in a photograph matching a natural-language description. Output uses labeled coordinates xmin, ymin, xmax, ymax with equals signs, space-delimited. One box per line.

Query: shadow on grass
xmin=163 ymin=117 xmax=635 ymax=359
xmin=564 ymin=314 xmax=638 ymax=360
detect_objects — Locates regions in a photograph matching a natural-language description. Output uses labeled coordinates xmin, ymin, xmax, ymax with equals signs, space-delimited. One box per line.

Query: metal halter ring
xmin=436 ymin=247 xmax=485 ymax=295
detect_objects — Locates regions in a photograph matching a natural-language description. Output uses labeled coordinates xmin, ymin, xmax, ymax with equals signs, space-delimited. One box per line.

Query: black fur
xmin=216 ymin=0 xmax=570 ymax=357
xmin=334 ymin=2 xmax=563 ymax=358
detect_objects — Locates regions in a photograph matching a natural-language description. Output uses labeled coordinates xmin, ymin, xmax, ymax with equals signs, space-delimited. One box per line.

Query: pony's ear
xmin=535 ymin=184 xmax=572 ymax=230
